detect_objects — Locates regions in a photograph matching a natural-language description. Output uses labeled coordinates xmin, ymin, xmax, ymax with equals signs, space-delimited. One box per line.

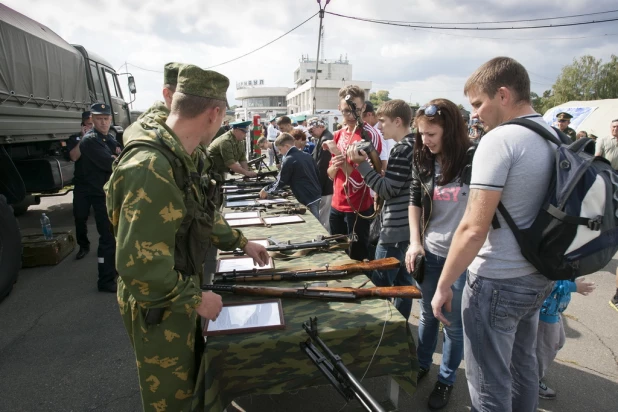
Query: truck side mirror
xmin=128 ymin=76 xmax=137 ymax=94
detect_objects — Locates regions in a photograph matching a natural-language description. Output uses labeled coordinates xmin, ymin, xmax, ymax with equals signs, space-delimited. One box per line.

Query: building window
xmin=244 ymin=96 xmax=286 ymax=108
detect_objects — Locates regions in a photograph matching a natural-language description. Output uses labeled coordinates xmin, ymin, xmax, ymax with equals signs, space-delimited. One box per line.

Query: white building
xmin=286 ymin=56 xmax=372 ymax=114
xmin=234 ymin=82 xmax=292 ymax=121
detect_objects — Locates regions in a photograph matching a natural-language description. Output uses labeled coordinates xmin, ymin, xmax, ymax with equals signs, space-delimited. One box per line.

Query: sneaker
xmin=418 ymin=366 xmax=430 ymax=382
xmin=539 ymin=380 xmax=556 ymax=400
xmin=428 ymin=381 xmax=453 ymax=410
xmin=610 ymin=295 xmax=618 ymax=312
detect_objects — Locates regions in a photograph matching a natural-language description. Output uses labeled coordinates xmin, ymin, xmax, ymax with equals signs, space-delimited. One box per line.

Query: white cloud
xmin=4 ymin=0 xmax=617 ymax=113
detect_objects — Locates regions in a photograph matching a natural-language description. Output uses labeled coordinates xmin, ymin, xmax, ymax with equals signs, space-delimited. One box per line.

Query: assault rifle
xmin=223 ymin=180 xmax=276 ymax=188
xmin=225 ymin=191 xmax=290 ymax=201
xmin=246 ymin=154 xmax=267 ymax=168
xmin=214 ymin=256 xmax=398 ymax=282
xmin=201 ymin=283 xmax=422 ymax=301
xmin=222 ymin=187 xmax=263 ymax=194
xmin=301 ymin=317 xmax=386 ymax=412
xmin=223 ymin=169 xmax=278 ymax=184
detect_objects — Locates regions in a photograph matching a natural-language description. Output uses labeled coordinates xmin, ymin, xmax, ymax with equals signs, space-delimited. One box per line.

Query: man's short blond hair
xmin=257 ymin=136 xmax=268 ymax=146
xmin=171 ymin=92 xmax=226 ymax=118
xmin=464 ymin=57 xmax=531 ymax=104
xmin=274 ymin=133 xmax=294 ymax=147
xmin=376 ymin=99 xmax=413 ymax=126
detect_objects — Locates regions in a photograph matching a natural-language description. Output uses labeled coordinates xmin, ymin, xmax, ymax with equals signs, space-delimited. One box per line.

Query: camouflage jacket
xmin=207 ymin=130 xmax=247 ymax=177
xmin=105 ymin=107 xmax=247 ymax=310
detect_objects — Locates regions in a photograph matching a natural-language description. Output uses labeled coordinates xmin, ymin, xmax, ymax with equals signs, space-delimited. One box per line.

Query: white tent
xmin=543 ymin=98 xmax=618 ymax=138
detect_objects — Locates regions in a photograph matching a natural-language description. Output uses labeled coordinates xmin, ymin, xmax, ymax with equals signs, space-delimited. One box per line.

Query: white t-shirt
xmin=469 ymin=114 xmax=558 ymax=279
xmin=267 ymin=124 xmax=279 ymax=141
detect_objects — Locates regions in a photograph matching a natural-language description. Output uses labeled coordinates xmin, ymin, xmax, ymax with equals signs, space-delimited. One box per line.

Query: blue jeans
xmin=463 ymin=272 xmax=552 ymax=412
xmin=417 ymin=250 xmax=465 ymax=386
xmin=307 ymin=199 xmax=320 ymax=220
xmin=371 ymin=241 xmax=413 ymax=319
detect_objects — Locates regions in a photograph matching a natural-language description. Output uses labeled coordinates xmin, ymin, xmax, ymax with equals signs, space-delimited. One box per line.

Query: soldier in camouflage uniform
xmin=208 ymin=120 xmax=257 ymax=179
xmin=105 ymin=65 xmax=269 ymax=412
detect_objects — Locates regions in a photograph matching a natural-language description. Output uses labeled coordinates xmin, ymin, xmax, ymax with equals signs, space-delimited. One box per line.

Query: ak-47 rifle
xmin=301 ymin=317 xmax=386 ymax=412
xmin=223 ymin=180 xmax=276 ymax=188
xmin=246 ymin=154 xmax=266 ymax=168
xmin=222 ymin=187 xmax=263 ymax=194
xmin=201 ymin=284 xmax=421 ymax=301
xmin=223 ymin=170 xmax=278 ymax=184
xmin=214 ymin=256 xmax=399 ymax=283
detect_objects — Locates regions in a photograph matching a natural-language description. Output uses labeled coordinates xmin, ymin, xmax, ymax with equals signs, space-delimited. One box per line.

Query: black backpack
xmin=495 ymin=118 xmax=618 ymax=280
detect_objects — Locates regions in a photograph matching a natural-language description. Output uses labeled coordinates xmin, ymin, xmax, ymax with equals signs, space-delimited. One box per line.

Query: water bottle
xmin=40 ymin=213 xmax=53 ymax=240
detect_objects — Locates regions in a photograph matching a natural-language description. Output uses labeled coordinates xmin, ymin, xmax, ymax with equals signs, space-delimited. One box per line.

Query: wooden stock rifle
xmin=226 ymin=234 xmax=348 ymax=258
xmin=201 ymin=283 xmax=422 ymax=301
xmin=214 ymin=256 xmax=399 ymax=283
xmin=223 ymin=169 xmax=278 ymax=184
xmin=225 ymin=190 xmax=290 ymax=201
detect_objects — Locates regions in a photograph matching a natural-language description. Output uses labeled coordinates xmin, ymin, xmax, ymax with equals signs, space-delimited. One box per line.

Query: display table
xmin=203 ymin=193 xmax=419 ymax=412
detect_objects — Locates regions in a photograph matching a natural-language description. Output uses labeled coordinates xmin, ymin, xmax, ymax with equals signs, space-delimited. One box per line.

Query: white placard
xmin=226 ymin=200 xmax=257 ymax=207
xmin=224 ymin=211 xmax=261 ymax=220
xmin=257 ymin=199 xmax=290 ymax=205
xmin=217 ymin=256 xmax=274 ymax=273
xmin=227 ymin=218 xmax=263 ymax=227
xmin=207 ymin=302 xmax=283 ymax=332
xmin=262 ymin=215 xmax=305 ymax=225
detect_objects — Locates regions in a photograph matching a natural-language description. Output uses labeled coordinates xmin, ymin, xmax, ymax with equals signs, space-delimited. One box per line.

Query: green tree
xmin=551 ymin=54 xmax=618 ymax=104
xmin=369 ymin=90 xmax=392 ymax=108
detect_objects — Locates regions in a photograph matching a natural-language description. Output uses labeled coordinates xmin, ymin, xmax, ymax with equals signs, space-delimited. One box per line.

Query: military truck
xmin=0 ymin=4 xmax=136 ymax=301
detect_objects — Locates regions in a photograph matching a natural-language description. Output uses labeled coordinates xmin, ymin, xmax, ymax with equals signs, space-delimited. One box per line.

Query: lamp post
xmin=312 ymin=0 xmax=330 ymax=115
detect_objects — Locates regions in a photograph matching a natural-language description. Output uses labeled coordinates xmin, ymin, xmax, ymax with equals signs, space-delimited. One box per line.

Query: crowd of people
xmin=64 ymin=56 xmax=618 ymax=411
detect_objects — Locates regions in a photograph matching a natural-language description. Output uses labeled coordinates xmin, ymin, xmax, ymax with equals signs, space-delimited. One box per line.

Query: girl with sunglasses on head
xmin=405 ymin=98 xmax=472 ymax=410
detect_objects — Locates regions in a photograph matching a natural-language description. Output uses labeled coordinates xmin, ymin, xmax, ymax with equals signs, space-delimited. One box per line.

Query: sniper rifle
xmin=215 ymin=256 xmax=399 ymax=282
xmin=201 ymin=283 xmax=422 ymax=301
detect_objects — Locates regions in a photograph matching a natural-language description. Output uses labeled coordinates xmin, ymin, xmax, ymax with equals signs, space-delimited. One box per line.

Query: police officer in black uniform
xmin=73 ymin=103 xmax=119 ymax=292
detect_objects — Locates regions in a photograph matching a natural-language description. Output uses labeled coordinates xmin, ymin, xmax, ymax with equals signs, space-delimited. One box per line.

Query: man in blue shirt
xmin=259 ymin=133 xmax=321 ymax=218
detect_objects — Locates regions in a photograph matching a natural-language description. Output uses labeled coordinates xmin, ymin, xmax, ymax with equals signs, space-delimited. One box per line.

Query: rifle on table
xmin=215 ymin=256 xmax=399 ymax=282
xmin=222 ymin=187 xmax=263 ymax=194
xmin=246 ymin=154 xmax=266 ymax=168
xmin=201 ymin=283 xmax=421 ymax=301
xmin=223 ymin=180 xmax=276 ymax=188
xmin=301 ymin=317 xmax=386 ymax=412
xmin=223 ymin=170 xmax=278 ymax=184
xmin=225 ymin=191 xmax=290 ymax=201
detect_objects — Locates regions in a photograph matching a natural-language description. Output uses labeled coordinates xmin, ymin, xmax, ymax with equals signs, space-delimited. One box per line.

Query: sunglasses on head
xmin=419 ymin=104 xmax=442 ymax=117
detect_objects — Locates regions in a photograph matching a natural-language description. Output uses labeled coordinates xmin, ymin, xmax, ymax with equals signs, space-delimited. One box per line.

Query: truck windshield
xmin=89 ymin=62 xmax=105 ymax=102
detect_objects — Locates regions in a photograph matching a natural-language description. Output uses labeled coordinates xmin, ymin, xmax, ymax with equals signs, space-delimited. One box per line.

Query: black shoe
xmin=418 ymin=366 xmax=430 ymax=382
xmin=76 ymin=247 xmax=90 ymax=260
xmin=98 ymin=283 xmax=117 ymax=293
xmin=610 ymin=295 xmax=618 ymax=312
xmin=428 ymin=381 xmax=453 ymax=410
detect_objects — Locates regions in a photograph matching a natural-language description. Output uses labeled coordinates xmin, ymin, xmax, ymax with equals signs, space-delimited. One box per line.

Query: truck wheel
xmin=0 ymin=195 xmax=22 ymax=302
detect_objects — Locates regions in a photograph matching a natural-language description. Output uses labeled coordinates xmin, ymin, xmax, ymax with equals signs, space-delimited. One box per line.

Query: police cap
xmin=90 ymin=103 xmax=112 ymax=115
xmin=556 ymin=112 xmax=573 ymax=121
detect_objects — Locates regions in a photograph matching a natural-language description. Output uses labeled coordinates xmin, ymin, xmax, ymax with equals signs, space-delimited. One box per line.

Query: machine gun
xmin=213 ymin=256 xmax=400 ymax=283
xmin=301 ymin=317 xmax=386 ymax=412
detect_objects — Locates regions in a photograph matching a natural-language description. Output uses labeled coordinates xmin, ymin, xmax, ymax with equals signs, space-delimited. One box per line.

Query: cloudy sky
xmin=6 ymin=0 xmax=617 ymax=112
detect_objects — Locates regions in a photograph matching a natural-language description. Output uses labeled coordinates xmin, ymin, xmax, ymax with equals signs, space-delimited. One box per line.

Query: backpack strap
xmin=502 ymin=117 xmax=566 ymax=146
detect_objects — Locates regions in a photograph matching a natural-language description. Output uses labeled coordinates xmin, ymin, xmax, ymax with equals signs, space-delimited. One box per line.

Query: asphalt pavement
xmin=0 ymin=193 xmax=616 ymax=412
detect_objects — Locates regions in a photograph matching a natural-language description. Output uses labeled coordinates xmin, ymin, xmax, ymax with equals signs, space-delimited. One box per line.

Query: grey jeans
xmin=463 ymin=272 xmax=552 ymax=412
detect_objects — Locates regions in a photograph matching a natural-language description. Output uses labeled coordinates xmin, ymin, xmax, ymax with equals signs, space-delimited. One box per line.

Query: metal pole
xmin=312 ymin=6 xmax=326 ymax=115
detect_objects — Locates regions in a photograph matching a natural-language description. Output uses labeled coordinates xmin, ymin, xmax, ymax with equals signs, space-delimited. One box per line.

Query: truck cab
xmin=72 ymin=45 xmax=131 ymax=142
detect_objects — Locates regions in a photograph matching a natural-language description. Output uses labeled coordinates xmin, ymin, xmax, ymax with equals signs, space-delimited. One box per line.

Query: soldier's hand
xmin=243 ymin=241 xmax=270 ymax=267
xmin=196 ymin=291 xmax=223 ymax=321
xmin=259 ymin=189 xmax=268 ymax=199
xmin=246 ymin=171 xmax=258 ymax=178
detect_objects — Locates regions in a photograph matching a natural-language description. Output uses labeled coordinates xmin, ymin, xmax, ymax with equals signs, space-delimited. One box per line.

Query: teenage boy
xmin=348 ymin=99 xmax=415 ymax=318
xmin=328 ymin=85 xmax=382 ymax=261
xmin=260 ymin=133 xmax=321 ymax=218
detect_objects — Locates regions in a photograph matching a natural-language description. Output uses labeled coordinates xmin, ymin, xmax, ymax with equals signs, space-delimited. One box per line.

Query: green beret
xmin=176 ymin=65 xmax=230 ymax=105
xmin=164 ymin=62 xmax=184 ymax=86
xmin=556 ymin=112 xmax=573 ymax=120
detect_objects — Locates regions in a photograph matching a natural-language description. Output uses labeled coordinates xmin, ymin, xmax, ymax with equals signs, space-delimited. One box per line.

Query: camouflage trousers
xmin=118 ymin=280 xmax=205 ymax=412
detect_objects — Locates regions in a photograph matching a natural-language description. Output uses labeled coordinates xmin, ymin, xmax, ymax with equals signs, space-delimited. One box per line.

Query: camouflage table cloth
xmin=203 ymin=190 xmax=418 ymax=412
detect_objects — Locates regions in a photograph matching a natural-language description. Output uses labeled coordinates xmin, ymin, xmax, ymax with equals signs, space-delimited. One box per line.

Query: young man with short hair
xmin=432 ymin=57 xmax=556 ymax=411
xmin=276 ymin=116 xmax=294 ymax=133
xmin=259 ymin=133 xmax=321 ymax=218
xmin=308 ymin=118 xmax=334 ymax=231
xmin=347 ymin=99 xmax=415 ymax=317
xmin=363 ymin=101 xmax=392 ymax=168
xmin=328 ymin=85 xmax=382 ymax=261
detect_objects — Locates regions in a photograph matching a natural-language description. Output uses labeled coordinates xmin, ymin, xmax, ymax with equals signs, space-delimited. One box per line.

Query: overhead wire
xmin=326 ymin=11 xmax=618 ymax=31
xmin=121 ymin=12 xmax=318 ymax=74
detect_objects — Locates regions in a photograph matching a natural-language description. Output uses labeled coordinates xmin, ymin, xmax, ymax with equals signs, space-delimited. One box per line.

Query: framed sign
xmin=224 ymin=211 xmax=261 ymax=220
xmin=262 ymin=215 xmax=305 ymax=225
xmin=257 ymin=199 xmax=291 ymax=205
xmin=203 ymin=299 xmax=285 ymax=336
xmin=226 ymin=218 xmax=264 ymax=227
xmin=226 ymin=200 xmax=257 ymax=208
xmin=216 ymin=256 xmax=274 ymax=273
